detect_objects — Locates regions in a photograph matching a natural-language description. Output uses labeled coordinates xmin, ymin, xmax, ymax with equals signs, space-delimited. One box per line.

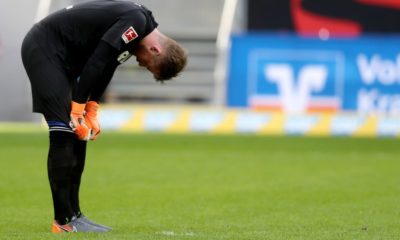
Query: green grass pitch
xmin=0 ymin=133 xmax=399 ymax=239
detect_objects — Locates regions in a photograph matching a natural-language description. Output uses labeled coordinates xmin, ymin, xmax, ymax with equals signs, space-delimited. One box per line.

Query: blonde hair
xmin=154 ymin=38 xmax=187 ymax=81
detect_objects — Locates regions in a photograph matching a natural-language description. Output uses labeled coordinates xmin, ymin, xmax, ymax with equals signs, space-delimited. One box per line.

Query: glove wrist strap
xmin=71 ymin=101 xmax=86 ymax=114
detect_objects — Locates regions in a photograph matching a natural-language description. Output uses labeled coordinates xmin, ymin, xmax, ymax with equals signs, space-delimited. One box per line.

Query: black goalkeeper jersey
xmin=31 ymin=0 xmax=158 ymax=102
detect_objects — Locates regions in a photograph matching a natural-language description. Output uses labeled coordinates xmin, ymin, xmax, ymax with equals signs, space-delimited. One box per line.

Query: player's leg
xmin=45 ymin=118 xmax=108 ymax=232
xmin=22 ymin=35 xmax=76 ymax=225
xmin=46 ymin=125 xmax=76 ymax=225
xmin=70 ymin=139 xmax=86 ymax=217
xmin=35 ymin=83 xmax=78 ymax=226
xmin=31 ymin=79 xmax=107 ymax=233
xmin=70 ymin=128 xmax=113 ymax=230
xmin=46 ymin=120 xmax=106 ymax=232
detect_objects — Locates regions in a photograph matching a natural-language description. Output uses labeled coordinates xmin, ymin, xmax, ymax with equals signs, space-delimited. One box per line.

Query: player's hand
xmin=70 ymin=101 xmax=91 ymax=141
xmin=84 ymin=101 xmax=100 ymax=140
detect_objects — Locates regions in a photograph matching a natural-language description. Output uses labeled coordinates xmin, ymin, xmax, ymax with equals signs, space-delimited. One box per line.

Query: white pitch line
xmin=34 ymin=0 xmax=52 ymax=23
xmin=157 ymin=231 xmax=196 ymax=237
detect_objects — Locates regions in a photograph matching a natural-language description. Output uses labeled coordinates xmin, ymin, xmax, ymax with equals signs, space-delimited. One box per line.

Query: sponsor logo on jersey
xmin=117 ymin=51 xmax=132 ymax=63
xmin=122 ymin=27 xmax=138 ymax=44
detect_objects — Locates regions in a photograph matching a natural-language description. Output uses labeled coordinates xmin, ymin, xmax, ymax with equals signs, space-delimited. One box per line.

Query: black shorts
xmin=21 ymin=25 xmax=73 ymax=124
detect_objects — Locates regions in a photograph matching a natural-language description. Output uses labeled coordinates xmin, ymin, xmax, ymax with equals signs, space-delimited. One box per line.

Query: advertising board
xmin=228 ymin=34 xmax=400 ymax=116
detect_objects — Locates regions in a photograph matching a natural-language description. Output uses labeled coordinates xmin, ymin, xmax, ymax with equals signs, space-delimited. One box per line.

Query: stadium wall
xmin=0 ymin=0 xmax=39 ymax=121
xmin=96 ymin=105 xmax=400 ymax=137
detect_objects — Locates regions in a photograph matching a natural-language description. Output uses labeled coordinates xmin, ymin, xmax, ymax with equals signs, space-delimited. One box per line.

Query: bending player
xmin=21 ymin=0 xmax=187 ymax=233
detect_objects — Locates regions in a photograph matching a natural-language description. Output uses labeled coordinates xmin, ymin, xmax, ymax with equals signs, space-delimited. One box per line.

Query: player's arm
xmin=83 ymin=60 xmax=119 ymax=140
xmin=70 ymin=41 xmax=119 ymax=140
xmin=72 ymin=41 xmax=119 ymax=103
xmin=89 ymin=60 xmax=119 ymax=102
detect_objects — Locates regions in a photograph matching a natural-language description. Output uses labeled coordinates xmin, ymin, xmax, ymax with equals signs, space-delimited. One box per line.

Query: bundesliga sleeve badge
xmin=122 ymin=26 xmax=138 ymax=44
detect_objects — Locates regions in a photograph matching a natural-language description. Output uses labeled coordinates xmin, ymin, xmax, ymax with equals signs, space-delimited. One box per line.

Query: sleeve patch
xmin=122 ymin=26 xmax=139 ymax=44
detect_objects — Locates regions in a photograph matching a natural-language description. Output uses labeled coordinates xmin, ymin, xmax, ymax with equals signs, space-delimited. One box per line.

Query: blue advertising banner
xmin=227 ymin=34 xmax=400 ymax=116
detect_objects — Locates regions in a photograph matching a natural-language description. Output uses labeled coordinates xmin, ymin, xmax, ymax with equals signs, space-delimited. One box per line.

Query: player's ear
xmin=150 ymin=45 xmax=162 ymax=55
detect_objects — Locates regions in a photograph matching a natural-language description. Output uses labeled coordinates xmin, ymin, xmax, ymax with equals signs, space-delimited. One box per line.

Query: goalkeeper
xmin=21 ymin=0 xmax=187 ymax=233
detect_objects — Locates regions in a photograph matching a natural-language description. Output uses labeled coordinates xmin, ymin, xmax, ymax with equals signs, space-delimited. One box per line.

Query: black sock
xmin=48 ymin=131 xmax=76 ymax=224
xmin=70 ymin=139 xmax=87 ymax=217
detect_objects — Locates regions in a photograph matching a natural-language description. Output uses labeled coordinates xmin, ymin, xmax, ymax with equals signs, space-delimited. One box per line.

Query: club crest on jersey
xmin=122 ymin=27 xmax=138 ymax=44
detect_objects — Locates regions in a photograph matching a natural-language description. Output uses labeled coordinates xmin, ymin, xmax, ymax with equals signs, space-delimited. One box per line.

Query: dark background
xmin=247 ymin=0 xmax=400 ymax=36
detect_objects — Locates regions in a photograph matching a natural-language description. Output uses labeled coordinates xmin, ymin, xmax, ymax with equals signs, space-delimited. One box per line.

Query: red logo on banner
xmin=291 ymin=0 xmax=400 ymax=37
xmin=291 ymin=0 xmax=360 ymax=37
xmin=122 ymin=27 xmax=138 ymax=44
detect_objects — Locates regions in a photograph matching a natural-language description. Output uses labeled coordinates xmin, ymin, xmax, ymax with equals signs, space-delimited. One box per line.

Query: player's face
xmin=134 ymin=45 xmax=159 ymax=78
